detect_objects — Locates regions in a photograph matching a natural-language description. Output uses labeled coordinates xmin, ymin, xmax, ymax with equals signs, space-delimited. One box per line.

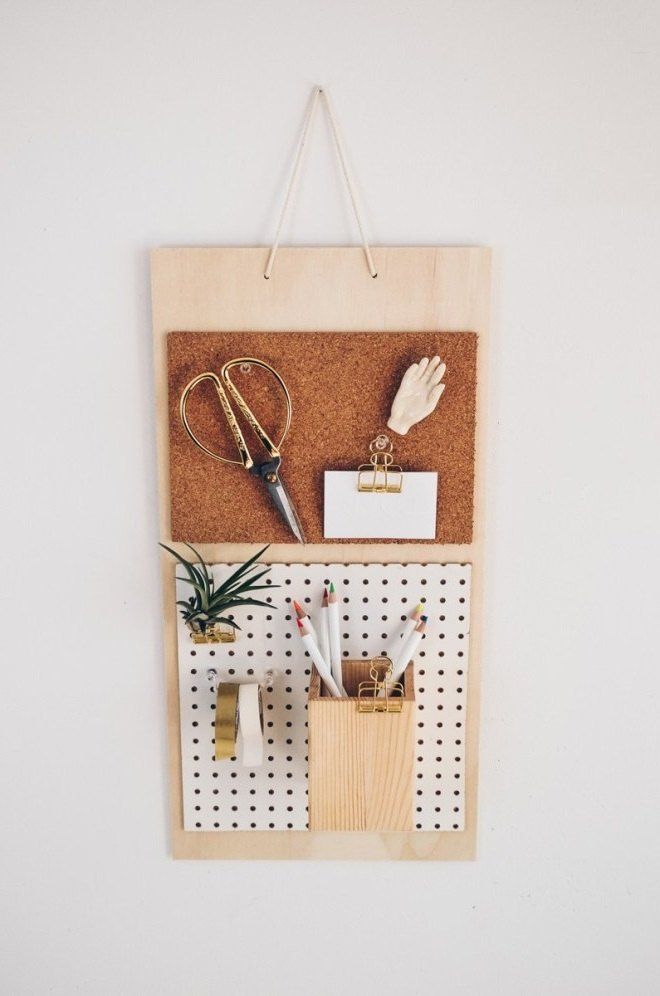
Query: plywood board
xmin=166 ymin=330 xmax=477 ymax=544
xmin=151 ymin=246 xmax=491 ymax=860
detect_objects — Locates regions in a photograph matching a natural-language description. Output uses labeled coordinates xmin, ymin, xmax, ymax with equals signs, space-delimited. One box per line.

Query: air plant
xmin=160 ymin=543 xmax=278 ymax=634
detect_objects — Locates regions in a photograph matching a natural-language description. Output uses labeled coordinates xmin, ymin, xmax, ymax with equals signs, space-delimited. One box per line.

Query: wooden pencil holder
xmin=307 ymin=659 xmax=415 ymax=832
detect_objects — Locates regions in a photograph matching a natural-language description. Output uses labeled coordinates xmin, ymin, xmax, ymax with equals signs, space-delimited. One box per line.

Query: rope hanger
xmin=264 ymin=86 xmax=378 ymax=280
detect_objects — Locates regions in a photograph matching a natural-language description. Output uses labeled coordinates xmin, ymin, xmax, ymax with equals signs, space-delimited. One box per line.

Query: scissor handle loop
xmin=221 ymin=357 xmax=292 ymax=452
xmin=179 ymin=358 xmax=292 ymax=469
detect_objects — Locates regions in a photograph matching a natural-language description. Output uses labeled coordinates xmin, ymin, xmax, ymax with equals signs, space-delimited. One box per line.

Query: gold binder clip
xmin=358 ymin=657 xmax=405 ymax=713
xmin=357 ymin=435 xmax=403 ymax=494
xmin=189 ymin=623 xmax=236 ymax=644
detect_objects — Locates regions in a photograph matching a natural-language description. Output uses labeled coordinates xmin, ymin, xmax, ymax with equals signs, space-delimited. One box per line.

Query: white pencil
xmin=388 ymin=602 xmax=424 ymax=660
xmin=297 ymin=618 xmax=342 ymax=697
xmin=391 ymin=616 xmax=427 ymax=684
xmin=327 ymin=582 xmax=346 ymax=695
xmin=293 ymin=599 xmax=318 ymax=643
xmin=318 ymin=588 xmax=332 ymax=676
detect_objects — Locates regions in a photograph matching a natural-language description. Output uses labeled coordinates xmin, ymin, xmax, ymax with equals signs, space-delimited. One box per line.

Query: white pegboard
xmin=176 ymin=563 xmax=472 ymax=832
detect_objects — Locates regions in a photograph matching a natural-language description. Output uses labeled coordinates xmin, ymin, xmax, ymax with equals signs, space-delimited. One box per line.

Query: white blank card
xmin=323 ymin=471 xmax=438 ymax=539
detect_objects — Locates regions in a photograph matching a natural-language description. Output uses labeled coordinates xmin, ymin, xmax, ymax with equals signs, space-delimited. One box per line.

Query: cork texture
xmin=167 ymin=331 xmax=477 ymax=544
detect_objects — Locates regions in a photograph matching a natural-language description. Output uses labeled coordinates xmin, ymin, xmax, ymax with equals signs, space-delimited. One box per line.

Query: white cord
xmin=322 ymin=88 xmax=377 ymax=279
xmin=264 ymin=86 xmax=377 ymax=280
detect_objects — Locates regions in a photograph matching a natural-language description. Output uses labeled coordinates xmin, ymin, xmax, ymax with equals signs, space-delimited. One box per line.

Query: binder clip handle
xmin=357 ymin=436 xmax=403 ymax=494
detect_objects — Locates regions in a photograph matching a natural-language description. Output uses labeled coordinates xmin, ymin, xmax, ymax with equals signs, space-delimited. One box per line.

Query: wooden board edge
xmin=171 ymin=828 xmax=476 ymax=861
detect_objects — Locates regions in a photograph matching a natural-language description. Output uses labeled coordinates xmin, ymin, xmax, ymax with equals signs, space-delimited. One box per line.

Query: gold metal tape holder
xmin=215 ymin=682 xmax=240 ymax=760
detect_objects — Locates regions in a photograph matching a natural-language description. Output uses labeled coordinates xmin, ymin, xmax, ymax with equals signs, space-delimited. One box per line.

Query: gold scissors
xmin=179 ymin=357 xmax=305 ymax=543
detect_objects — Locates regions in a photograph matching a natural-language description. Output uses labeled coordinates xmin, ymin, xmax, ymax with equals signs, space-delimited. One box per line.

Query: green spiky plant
xmin=160 ymin=543 xmax=279 ymax=634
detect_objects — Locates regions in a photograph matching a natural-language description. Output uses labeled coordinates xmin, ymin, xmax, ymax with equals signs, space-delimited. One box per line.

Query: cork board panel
xmin=167 ymin=331 xmax=477 ymax=544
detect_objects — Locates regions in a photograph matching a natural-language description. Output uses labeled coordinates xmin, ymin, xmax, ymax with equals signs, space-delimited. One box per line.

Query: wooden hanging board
xmin=167 ymin=330 xmax=477 ymax=544
xmin=151 ymin=246 xmax=491 ymax=861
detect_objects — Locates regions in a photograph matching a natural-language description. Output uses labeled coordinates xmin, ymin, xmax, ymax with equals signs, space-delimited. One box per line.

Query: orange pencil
xmin=293 ymin=598 xmax=318 ymax=644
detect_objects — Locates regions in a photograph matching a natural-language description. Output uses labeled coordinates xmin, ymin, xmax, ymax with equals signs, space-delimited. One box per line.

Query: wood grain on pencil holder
xmin=308 ymin=660 xmax=415 ymax=832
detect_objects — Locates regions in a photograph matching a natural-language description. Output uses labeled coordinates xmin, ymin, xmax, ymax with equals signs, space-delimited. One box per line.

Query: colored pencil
xmin=327 ymin=582 xmax=345 ymax=695
xmin=297 ymin=618 xmax=341 ymax=697
xmin=391 ymin=616 xmax=427 ymax=683
xmin=318 ymin=588 xmax=332 ymax=678
xmin=388 ymin=602 xmax=424 ymax=659
xmin=293 ymin=599 xmax=318 ymax=643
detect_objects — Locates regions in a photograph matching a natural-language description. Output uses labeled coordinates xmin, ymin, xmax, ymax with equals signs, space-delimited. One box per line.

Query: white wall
xmin=2 ymin=2 xmax=659 ymax=993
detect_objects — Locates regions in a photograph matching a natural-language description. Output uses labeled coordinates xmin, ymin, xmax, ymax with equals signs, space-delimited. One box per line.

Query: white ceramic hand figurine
xmin=387 ymin=356 xmax=447 ymax=436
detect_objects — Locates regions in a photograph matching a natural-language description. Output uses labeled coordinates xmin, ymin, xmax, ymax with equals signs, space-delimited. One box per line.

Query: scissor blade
xmin=268 ymin=475 xmax=306 ymax=543
xmin=252 ymin=460 xmax=306 ymax=543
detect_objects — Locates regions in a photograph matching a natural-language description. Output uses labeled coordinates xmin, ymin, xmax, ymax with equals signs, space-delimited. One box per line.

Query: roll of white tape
xmin=238 ymin=683 xmax=263 ymax=768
